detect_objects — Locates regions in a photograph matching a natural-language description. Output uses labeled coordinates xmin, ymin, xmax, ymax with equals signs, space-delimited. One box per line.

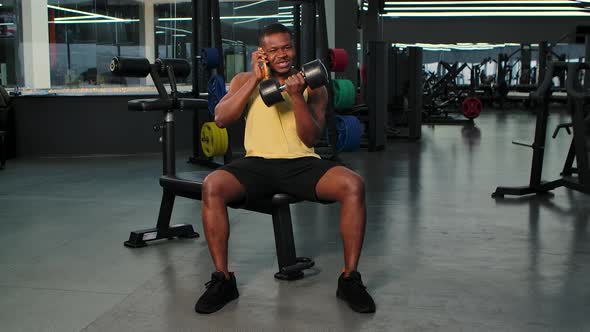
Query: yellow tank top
xmin=244 ymin=87 xmax=320 ymax=159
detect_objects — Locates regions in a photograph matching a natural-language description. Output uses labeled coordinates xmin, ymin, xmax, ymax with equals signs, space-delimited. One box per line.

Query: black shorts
xmin=219 ymin=156 xmax=341 ymax=204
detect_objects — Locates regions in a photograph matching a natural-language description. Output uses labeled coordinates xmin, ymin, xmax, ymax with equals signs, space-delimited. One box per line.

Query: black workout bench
xmin=111 ymin=56 xmax=327 ymax=280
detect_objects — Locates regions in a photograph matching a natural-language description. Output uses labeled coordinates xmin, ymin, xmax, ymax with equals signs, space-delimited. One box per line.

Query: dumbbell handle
xmin=276 ymin=70 xmax=305 ymax=91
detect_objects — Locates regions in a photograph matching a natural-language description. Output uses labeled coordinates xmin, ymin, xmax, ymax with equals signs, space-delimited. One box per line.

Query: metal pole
xmin=211 ymin=0 xmax=225 ymax=79
xmin=293 ymin=4 xmax=301 ymax=69
xmin=301 ymin=0 xmax=316 ymax=64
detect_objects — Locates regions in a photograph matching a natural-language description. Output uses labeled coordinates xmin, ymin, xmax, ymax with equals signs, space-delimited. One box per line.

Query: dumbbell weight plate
xmin=259 ymin=79 xmax=284 ymax=106
xmin=302 ymin=59 xmax=329 ymax=89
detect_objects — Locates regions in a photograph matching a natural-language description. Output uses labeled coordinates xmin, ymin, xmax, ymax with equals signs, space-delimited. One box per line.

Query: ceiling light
xmin=234 ymin=0 xmax=273 ymax=10
xmin=158 ymin=15 xmax=291 ymax=21
xmin=47 ymin=4 xmax=126 ymax=21
xmin=385 ymin=1 xmax=574 ymax=5
xmin=156 ymin=25 xmax=192 ymax=34
xmin=49 ymin=19 xmax=140 ymax=24
xmin=383 ymin=11 xmax=590 ymax=17
xmin=233 ymin=17 xmax=265 ymax=24
xmin=54 ymin=15 xmax=102 ymax=21
xmin=384 ymin=6 xmax=586 ymax=11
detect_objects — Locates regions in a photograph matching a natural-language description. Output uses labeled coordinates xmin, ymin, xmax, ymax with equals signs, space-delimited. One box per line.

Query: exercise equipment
xmin=259 ymin=59 xmax=329 ymax=106
xmin=329 ymin=48 xmax=348 ymax=72
xmin=111 ymin=57 xmax=191 ymax=78
xmin=492 ymin=62 xmax=590 ymax=198
xmin=189 ymin=0 xmax=234 ymax=168
xmin=200 ymin=122 xmax=228 ymax=157
xmin=207 ymin=74 xmax=226 ymax=115
xmin=156 ymin=58 xmax=191 ymax=78
xmin=462 ymin=97 xmax=483 ymax=119
xmin=110 ymin=57 xmax=151 ymax=77
xmin=114 ymin=56 xmax=328 ymax=280
xmin=332 ymin=79 xmax=355 ymax=110
xmin=335 ymin=115 xmax=362 ymax=152
xmin=200 ymin=48 xmax=221 ymax=69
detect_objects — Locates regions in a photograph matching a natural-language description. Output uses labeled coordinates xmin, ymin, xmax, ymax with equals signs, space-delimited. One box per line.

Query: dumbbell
xmin=259 ymin=59 xmax=329 ymax=107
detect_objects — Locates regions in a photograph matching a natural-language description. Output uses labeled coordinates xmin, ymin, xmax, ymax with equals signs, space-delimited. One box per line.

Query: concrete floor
xmin=1 ymin=109 xmax=589 ymax=331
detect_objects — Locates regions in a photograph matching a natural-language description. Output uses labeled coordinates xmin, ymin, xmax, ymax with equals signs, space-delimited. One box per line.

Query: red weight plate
xmin=462 ymin=97 xmax=482 ymax=119
xmin=329 ymin=48 xmax=349 ymax=72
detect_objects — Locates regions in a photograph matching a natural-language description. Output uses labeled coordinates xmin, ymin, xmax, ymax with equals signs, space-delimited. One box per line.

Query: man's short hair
xmin=258 ymin=23 xmax=293 ymax=46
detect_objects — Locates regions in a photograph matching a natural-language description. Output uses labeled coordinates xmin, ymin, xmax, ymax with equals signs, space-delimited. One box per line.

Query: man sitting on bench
xmin=195 ymin=23 xmax=375 ymax=314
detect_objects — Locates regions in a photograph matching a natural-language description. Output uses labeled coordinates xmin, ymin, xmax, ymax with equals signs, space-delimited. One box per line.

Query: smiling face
xmin=259 ymin=32 xmax=296 ymax=77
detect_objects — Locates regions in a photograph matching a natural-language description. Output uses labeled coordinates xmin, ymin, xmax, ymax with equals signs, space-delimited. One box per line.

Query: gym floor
xmin=1 ymin=108 xmax=589 ymax=332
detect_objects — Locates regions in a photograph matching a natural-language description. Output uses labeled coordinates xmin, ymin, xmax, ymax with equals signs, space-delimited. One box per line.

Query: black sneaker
xmin=195 ymin=272 xmax=239 ymax=314
xmin=336 ymin=271 xmax=376 ymax=313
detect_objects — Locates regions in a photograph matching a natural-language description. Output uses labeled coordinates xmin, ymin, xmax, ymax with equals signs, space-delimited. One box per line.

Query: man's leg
xmin=315 ymin=165 xmax=374 ymax=313
xmin=201 ymin=170 xmax=246 ymax=279
xmin=314 ymin=166 xmax=366 ymax=276
xmin=195 ymin=170 xmax=246 ymax=314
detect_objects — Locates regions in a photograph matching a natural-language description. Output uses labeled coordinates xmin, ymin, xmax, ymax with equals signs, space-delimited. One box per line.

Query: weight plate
xmin=335 ymin=115 xmax=362 ymax=152
xmin=329 ymin=48 xmax=348 ymax=72
xmin=201 ymin=48 xmax=220 ymax=69
xmin=462 ymin=97 xmax=483 ymax=119
xmin=332 ymin=79 xmax=356 ymax=110
xmin=200 ymin=122 xmax=228 ymax=157
xmin=208 ymin=74 xmax=227 ymax=115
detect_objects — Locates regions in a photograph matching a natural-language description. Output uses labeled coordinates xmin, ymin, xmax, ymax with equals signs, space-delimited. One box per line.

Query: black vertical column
xmin=315 ymin=0 xmax=328 ymax=63
xmin=196 ymin=0 xmax=211 ymax=95
xmin=520 ymin=44 xmax=531 ymax=85
xmin=362 ymin=0 xmax=381 ymax=43
xmin=316 ymin=0 xmax=338 ymax=157
xmin=191 ymin=1 xmax=199 ymax=95
xmin=361 ymin=0 xmax=382 ymax=103
xmin=211 ymin=0 xmax=224 ymax=80
xmin=191 ymin=0 xmax=213 ymax=163
xmin=407 ymin=47 xmax=422 ymax=139
xmin=585 ymin=34 xmax=590 ymax=86
xmin=334 ymin=0 xmax=359 ymax=86
xmin=538 ymin=41 xmax=548 ymax=86
xmin=367 ymin=41 xmax=387 ymax=151
xmin=301 ymin=0 xmax=316 ymax=65
xmin=293 ymin=4 xmax=301 ymax=69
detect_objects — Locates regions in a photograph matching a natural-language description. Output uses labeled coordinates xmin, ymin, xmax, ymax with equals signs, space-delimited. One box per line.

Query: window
xmin=47 ymin=0 xmax=142 ymax=87
xmin=155 ymin=1 xmax=192 ymax=85
xmin=220 ymin=1 xmax=294 ymax=81
xmin=8 ymin=0 xmax=293 ymax=93
xmin=0 ymin=0 xmax=18 ymax=87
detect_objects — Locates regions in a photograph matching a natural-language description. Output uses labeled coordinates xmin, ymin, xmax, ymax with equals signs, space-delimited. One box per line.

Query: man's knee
xmin=340 ymin=172 xmax=365 ymax=202
xmin=202 ymin=171 xmax=244 ymax=205
xmin=202 ymin=172 xmax=230 ymax=203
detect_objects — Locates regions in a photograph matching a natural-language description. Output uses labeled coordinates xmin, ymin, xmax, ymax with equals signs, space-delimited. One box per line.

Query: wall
xmin=11 ymin=96 xmax=196 ymax=157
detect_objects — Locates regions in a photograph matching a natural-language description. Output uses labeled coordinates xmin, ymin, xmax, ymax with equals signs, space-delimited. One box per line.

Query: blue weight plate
xmin=207 ymin=74 xmax=227 ymax=115
xmin=335 ymin=115 xmax=361 ymax=152
xmin=202 ymin=48 xmax=220 ymax=69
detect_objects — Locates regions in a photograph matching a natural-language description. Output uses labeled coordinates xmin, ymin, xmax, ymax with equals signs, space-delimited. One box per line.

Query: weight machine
xmin=492 ymin=62 xmax=590 ymax=198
